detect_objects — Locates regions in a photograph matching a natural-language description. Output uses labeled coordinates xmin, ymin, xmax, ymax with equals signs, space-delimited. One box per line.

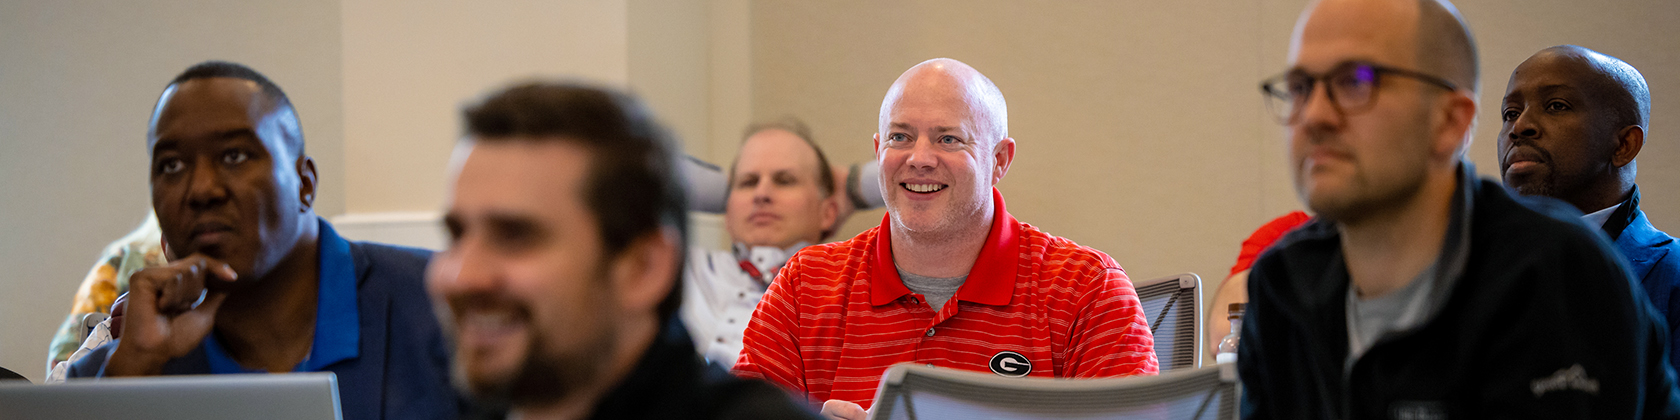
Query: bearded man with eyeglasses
xmin=1238 ymin=0 xmax=1680 ymax=418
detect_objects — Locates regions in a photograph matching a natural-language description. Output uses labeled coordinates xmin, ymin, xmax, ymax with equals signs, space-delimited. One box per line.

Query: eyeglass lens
xmin=1266 ymin=63 xmax=1379 ymax=123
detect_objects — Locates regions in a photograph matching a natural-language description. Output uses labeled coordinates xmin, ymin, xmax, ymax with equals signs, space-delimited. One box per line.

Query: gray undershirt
xmin=1346 ymin=264 xmax=1435 ymax=361
xmin=1344 ymin=162 xmax=1475 ymax=367
xmin=898 ymin=268 xmax=966 ymax=313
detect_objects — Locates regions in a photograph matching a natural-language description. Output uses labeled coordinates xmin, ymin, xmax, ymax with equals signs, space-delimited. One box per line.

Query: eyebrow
xmin=1536 ymin=84 xmax=1576 ymax=95
xmin=484 ymin=210 xmax=544 ymax=235
xmin=887 ymin=122 xmax=963 ymax=134
xmin=1507 ymin=84 xmax=1577 ymax=102
xmin=1289 ymin=58 xmax=1382 ymax=75
xmin=152 ymin=128 xmax=261 ymax=151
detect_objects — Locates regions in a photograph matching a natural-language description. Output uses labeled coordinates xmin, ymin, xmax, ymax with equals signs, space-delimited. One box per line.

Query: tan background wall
xmin=3 ymin=0 xmax=1678 ymax=383
xmin=342 ymin=0 xmax=631 ymax=215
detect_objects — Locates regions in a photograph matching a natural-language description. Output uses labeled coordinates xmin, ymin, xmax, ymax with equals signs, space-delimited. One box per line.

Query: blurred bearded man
xmin=428 ymin=81 xmax=817 ymax=420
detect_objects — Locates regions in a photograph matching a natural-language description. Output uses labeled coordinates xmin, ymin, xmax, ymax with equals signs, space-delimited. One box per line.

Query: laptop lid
xmin=0 ymin=372 xmax=342 ymax=420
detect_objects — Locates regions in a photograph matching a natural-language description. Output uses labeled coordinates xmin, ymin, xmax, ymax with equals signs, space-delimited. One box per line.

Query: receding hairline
xmin=729 ymin=121 xmax=836 ymax=198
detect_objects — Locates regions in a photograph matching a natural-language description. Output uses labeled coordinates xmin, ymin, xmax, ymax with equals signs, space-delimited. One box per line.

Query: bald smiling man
xmin=732 ymin=58 xmax=1157 ymax=418
xmin=1499 ymin=45 xmax=1680 ymax=371
xmin=1241 ymin=0 xmax=1680 ymax=418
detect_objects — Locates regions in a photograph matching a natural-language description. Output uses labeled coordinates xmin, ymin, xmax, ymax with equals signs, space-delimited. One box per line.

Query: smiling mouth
xmin=451 ymin=299 xmax=531 ymax=350
xmin=902 ymin=183 xmax=948 ymax=193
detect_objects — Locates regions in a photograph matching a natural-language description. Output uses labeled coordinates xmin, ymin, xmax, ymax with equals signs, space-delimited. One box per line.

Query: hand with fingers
xmin=819 ymin=399 xmax=868 ymax=420
xmin=109 ymin=292 xmax=129 ymax=339
xmin=104 ymin=255 xmax=238 ymax=376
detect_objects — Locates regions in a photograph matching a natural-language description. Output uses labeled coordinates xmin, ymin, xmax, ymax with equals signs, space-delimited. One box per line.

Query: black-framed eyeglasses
xmin=1259 ymin=61 xmax=1459 ymax=124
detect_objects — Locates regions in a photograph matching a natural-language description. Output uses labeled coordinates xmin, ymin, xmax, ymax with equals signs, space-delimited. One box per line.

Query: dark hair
xmin=171 ymin=61 xmax=293 ymax=106
xmin=732 ymin=117 xmax=837 ymax=198
xmin=463 ymin=81 xmax=689 ymax=324
xmin=164 ymin=61 xmax=304 ymax=154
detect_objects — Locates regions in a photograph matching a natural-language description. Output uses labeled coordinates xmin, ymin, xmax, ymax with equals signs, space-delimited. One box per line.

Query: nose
xmin=905 ymin=137 xmax=938 ymax=170
xmin=752 ymin=177 xmax=773 ymax=205
xmin=1294 ymin=82 xmax=1344 ymax=134
xmin=1507 ymin=111 xmax=1540 ymax=140
xmin=433 ymin=235 xmax=501 ymax=296
xmin=186 ymin=156 xmax=230 ymax=211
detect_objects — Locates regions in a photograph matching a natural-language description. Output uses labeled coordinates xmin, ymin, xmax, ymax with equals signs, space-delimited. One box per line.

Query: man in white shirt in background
xmin=680 ymin=119 xmax=841 ymax=366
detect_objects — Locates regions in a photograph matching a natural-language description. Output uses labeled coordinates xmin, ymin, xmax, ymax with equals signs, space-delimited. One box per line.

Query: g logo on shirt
xmin=989 ymin=351 xmax=1031 ymax=377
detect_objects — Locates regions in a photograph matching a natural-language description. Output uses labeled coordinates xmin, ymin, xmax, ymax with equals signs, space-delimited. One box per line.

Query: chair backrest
xmin=0 ymin=366 xmax=27 ymax=382
xmin=80 ymin=312 xmax=109 ymax=343
xmin=1134 ymin=273 xmax=1201 ymax=371
xmin=869 ymin=363 xmax=1240 ymax=420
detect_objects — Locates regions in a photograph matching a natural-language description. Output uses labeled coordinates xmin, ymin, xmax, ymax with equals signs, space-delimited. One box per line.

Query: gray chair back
xmin=869 ymin=363 xmax=1240 ymax=420
xmin=1135 ymin=273 xmax=1201 ymax=371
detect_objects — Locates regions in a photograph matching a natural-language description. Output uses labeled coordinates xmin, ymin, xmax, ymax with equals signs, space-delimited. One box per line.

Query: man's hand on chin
xmin=820 ymin=399 xmax=867 ymax=420
xmin=104 ymin=255 xmax=237 ymax=376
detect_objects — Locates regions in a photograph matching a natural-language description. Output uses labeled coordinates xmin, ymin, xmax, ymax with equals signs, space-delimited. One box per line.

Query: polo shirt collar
xmin=203 ymin=218 xmax=361 ymax=373
xmin=871 ymin=188 xmax=1020 ymax=307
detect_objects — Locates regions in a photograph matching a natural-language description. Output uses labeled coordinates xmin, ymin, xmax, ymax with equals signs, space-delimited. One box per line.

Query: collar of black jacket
xmin=1257 ymin=160 xmax=1478 ymax=342
xmin=1602 ymin=186 xmax=1641 ymax=241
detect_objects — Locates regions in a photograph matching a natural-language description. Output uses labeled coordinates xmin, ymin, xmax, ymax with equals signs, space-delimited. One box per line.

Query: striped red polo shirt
xmin=733 ymin=189 xmax=1158 ymax=409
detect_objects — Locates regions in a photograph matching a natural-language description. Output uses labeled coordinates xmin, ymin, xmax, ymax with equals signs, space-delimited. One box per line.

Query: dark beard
xmin=464 ymin=324 xmax=617 ymax=409
xmin=454 ymin=263 xmax=620 ymax=412
xmin=1508 ymin=167 xmax=1558 ymax=199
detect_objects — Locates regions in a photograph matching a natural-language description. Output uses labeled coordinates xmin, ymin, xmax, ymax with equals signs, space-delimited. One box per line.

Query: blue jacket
xmin=1607 ymin=188 xmax=1680 ymax=372
xmin=69 ymin=222 xmax=459 ymax=420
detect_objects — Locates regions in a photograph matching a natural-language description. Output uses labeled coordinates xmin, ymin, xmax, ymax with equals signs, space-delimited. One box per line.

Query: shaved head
xmin=1292 ymin=0 xmax=1478 ymax=94
xmin=878 ymin=58 xmax=1009 ymax=145
xmin=1414 ymin=0 xmax=1478 ymax=95
xmin=1498 ymin=45 xmax=1649 ymax=212
xmin=1534 ymin=45 xmax=1650 ymax=129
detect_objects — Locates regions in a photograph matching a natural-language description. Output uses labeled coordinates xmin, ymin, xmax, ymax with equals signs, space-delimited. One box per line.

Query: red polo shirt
xmin=732 ymin=189 xmax=1158 ymax=409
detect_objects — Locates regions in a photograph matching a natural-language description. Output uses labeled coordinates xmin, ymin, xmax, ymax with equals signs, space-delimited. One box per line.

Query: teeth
xmin=904 ymin=183 xmax=946 ymax=193
xmin=462 ymin=311 xmax=517 ymax=333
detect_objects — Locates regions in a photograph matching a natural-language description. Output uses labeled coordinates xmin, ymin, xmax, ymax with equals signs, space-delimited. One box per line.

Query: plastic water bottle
xmin=1215 ymin=303 xmax=1245 ymax=364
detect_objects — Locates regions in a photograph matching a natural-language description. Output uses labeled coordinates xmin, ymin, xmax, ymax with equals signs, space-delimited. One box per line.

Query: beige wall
xmin=753 ymin=0 xmax=1680 ymax=298
xmin=2 ymin=0 xmax=1678 ymax=383
xmin=342 ymin=0 xmax=631 ymax=215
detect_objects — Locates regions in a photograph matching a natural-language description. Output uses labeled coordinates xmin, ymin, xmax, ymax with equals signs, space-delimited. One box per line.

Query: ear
xmin=607 ymin=227 xmax=681 ymax=317
xmin=1611 ymin=125 xmax=1644 ymax=168
xmin=819 ymin=195 xmax=840 ymax=235
xmin=991 ymin=137 xmax=1016 ymax=185
xmin=1432 ymin=92 xmax=1477 ymax=162
xmin=872 ymin=133 xmax=883 ymax=160
xmin=296 ymin=156 xmax=318 ymax=212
